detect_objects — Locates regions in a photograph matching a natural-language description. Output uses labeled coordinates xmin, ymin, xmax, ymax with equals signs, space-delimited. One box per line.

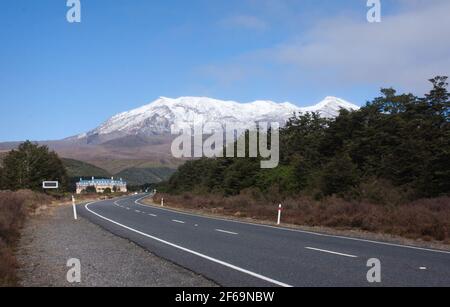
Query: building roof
xmin=76 ymin=177 xmax=127 ymax=186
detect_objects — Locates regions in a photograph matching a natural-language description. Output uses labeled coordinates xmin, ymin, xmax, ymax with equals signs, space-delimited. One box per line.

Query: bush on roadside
xmin=83 ymin=186 xmax=97 ymax=194
xmin=0 ymin=190 xmax=53 ymax=286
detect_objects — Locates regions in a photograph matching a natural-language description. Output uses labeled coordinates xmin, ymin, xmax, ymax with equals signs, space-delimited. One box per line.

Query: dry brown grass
xmin=0 ymin=190 xmax=53 ymax=286
xmin=153 ymin=192 xmax=450 ymax=243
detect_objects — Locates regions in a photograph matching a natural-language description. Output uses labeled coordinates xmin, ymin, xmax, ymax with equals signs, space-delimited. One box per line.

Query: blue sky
xmin=1 ymin=0 xmax=449 ymax=141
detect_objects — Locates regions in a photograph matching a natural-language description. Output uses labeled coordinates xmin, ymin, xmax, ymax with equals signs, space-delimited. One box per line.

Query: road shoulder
xmin=16 ymin=203 xmax=217 ymax=287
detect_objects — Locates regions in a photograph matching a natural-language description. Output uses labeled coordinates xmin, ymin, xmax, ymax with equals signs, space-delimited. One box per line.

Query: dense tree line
xmin=0 ymin=141 xmax=68 ymax=192
xmin=161 ymin=77 xmax=450 ymax=202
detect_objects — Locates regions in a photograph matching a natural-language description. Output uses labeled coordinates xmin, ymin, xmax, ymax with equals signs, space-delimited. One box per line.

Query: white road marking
xmin=420 ymin=267 xmax=427 ymax=270
xmin=126 ymin=208 xmax=130 ymax=210
xmin=172 ymin=219 xmax=185 ymax=224
xmin=84 ymin=202 xmax=292 ymax=287
xmin=305 ymin=247 xmax=358 ymax=258
xmin=135 ymin=210 xmax=141 ymax=213
xmin=133 ymin=195 xmax=450 ymax=255
xmin=215 ymin=229 xmax=238 ymax=235
xmin=148 ymin=214 xmax=157 ymax=217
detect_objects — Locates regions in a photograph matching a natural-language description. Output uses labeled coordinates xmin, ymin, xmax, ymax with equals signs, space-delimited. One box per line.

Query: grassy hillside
xmin=115 ymin=167 xmax=176 ymax=186
xmin=62 ymin=158 xmax=111 ymax=178
xmin=1 ymin=148 xmax=175 ymax=188
xmin=62 ymin=157 xmax=176 ymax=185
xmin=86 ymin=158 xmax=184 ymax=174
xmin=1 ymin=152 xmax=111 ymax=180
xmin=61 ymin=158 xmax=176 ymax=186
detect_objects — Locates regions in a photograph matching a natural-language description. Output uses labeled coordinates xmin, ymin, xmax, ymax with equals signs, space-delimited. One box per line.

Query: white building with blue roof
xmin=76 ymin=177 xmax=127 ymax=194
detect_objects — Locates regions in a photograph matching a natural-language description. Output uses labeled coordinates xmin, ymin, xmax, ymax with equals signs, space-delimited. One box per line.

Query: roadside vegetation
xmin=0 ymin=143 xmax=67 ymax=286
xmin=0 ymin=142 xmax=130 ymax=286
xmin=153 ymin=193 xmax=450 ymax=243
xmin=157 ymin=77 xmax=450 ymax=242
xmin=0 ymin=141 xmax=68 ymax=192
xmin=0 ymin=190 xmax=53 ymax=286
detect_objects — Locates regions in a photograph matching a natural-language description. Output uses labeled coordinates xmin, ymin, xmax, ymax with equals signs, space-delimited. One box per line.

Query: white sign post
xmin=277 ymin=204 xmax=282 ymax=225
xmin=161 ymin=197 xmax=164 ymax=207
xmin=72 ymin=195 xmax=78 ymax=220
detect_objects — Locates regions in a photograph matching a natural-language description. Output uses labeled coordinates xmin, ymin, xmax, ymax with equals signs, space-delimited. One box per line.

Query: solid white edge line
xmin=216 ymin=229 xmax=238 ymax=235
xmin=305 ymin=247 xmax=358 ymax=258
xmin=133 ymin=194 xmax=450 ymax=255
xmin=84 ymin=201 xmax=292 ymax=287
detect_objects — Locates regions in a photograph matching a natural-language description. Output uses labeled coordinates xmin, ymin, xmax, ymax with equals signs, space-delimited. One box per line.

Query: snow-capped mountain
xmin=78 ymin=96 xmax=359 ymax=143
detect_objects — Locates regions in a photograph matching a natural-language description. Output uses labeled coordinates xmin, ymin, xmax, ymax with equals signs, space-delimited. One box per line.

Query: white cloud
xmin=206 ymin=1 xmax=450 ymax=95
xmin=271 ymin=0 xmax=450 ymax=92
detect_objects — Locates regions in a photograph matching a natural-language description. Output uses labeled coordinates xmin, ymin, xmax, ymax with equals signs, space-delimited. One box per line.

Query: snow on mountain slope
xmin=301 ymin=96 xmax=360 ymax=118
xmin=82 ymin=96 xmax=359 ymax=139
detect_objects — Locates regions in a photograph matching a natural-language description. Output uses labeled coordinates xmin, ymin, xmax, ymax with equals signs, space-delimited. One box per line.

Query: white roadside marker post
xmin=161 ymin=197 xmax=164 ymax=207
xmin=277 ymin=204 xmax=282 ymax=225
xmin=72 ymin=195 xmax=78 ymax=220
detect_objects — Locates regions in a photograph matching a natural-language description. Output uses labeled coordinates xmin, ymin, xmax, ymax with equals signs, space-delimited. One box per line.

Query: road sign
xmin=42 ymin=181 xmax=59 ymax=189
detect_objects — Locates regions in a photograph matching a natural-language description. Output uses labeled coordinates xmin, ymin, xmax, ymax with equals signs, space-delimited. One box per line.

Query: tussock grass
xmin=0 ymin=190 xmax=53 ymax=286
xmin=154 ymin=192 xmax=450 ymax=243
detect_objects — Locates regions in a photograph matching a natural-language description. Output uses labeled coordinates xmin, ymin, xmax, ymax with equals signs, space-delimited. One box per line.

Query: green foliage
xmin=62 ymin=158 xmax=111 ymax=178
xmin=84 ymin=186 xmax=97 ymax=194
xmin=115 ymin=167 xmax=176 ymax=186
xmin=316 ymin=152 xmax=360 ymax=197
xmin=103 ymin=187 xmax=112 ymax=194
xmin=161 ymin=77 xmax=450 ymax=201
xmin=1 ymin=141 xmax=68 ymax=192
xmin=0 ymin=167 xmax=5 ymax=190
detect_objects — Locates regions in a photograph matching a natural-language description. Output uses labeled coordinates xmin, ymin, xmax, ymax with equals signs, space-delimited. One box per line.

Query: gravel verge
xmin=16 ymin=204 xmax=217 ymax=287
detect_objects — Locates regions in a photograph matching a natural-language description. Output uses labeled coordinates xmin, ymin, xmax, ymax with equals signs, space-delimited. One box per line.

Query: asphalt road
xmin=78 ymin=194 xmax=450 ymax=287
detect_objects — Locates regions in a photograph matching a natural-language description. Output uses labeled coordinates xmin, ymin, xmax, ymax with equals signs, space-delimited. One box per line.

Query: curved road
xmin=78 ymin=194 xmax=450 ymax=287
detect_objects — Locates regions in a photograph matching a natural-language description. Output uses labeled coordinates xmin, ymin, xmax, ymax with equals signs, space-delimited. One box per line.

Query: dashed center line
xmin=85 ymin=202 xmax=293 ymax=287
xmin=148 ymin=213 xmax=157 ymax=217
xmin=305 ymin=247 xmax=358 ymax=258
xmin=215 ymin=229 xmax=238 ymax=235
xmin=172 ymin=220 xmax=186 ymax=224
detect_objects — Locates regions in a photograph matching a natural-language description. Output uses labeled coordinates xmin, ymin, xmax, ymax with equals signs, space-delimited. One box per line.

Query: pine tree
xmin=317 ymin=152 xmax=360 ymax=196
